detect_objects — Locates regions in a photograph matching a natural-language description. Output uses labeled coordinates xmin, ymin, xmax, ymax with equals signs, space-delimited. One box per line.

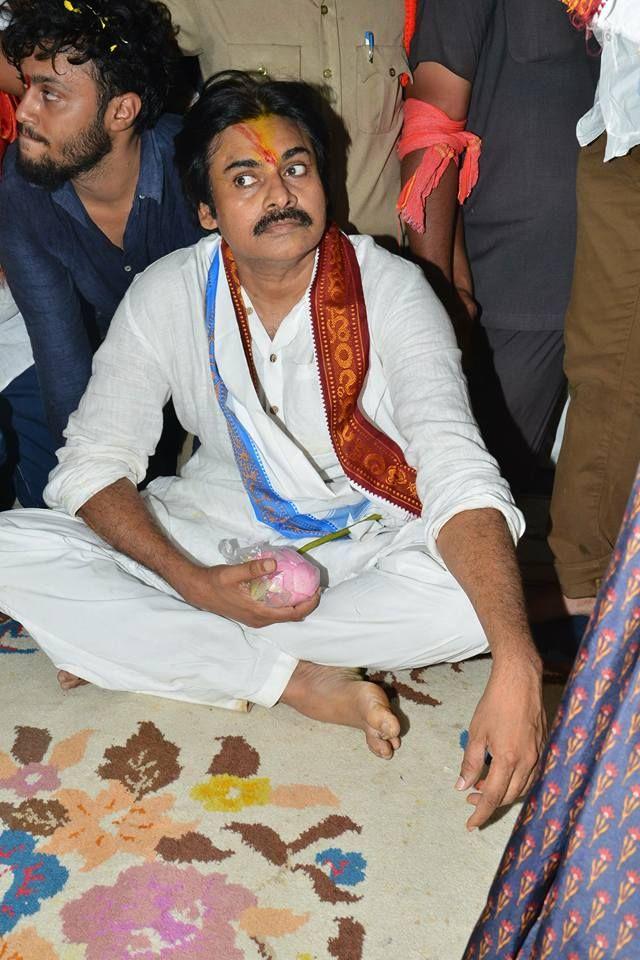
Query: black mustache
xmin=253 ymin=207 xmax=312 ymax=236
xmin=18 ymin=122 xmax=49 ymax=145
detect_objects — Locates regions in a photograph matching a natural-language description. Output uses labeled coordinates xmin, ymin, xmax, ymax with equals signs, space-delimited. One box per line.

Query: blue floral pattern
xmin=464 ymin=471 xmax=640 ymax=959
xmin=0 ymin=829 xmax=68 ymax=934
xmin=315 ymin=848 xmax=367 ymax=886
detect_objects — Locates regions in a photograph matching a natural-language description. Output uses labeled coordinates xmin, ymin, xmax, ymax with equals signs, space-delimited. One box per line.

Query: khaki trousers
xmin=550 ymin=135 xmax=640 ymax=597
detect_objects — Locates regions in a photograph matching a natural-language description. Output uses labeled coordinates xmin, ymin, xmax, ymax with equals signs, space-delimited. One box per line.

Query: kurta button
xmin=323 ymin=68 xmax=332 ymax=79
xmin=124 ymin=265 xmax=132 ymax=272
xmin=389 ymin=68 xmax=396 ymax=77
xmin=270 ymin=405 xmax=279 ymax=415
xmin=257 ymin=65 xmax=267 ymax=76
xmin=269 ymin=353 xmax=277 ymax=363
xmin=320 ymin=3 xmax=328 ymax=13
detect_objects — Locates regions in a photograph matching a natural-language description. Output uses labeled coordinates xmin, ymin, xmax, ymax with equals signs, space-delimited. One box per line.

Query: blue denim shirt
xmin=0 ymin=114 xmax=203 ymax=444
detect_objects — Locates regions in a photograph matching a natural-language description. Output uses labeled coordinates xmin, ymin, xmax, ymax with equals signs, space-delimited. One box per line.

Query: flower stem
xmin=298 ymin=513 xmax=383 ymax=554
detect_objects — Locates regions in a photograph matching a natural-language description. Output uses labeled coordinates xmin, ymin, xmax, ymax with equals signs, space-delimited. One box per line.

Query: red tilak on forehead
xmin=238 ymin=120 xmax=278 ymax=166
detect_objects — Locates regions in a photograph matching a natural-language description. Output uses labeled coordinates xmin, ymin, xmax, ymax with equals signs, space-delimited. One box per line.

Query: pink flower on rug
xmin=0 ymin=728 xmax=92 ymax=799
xmin=0 ymin=762 xmax=61 ymax=798
xmin=62 ymin=863 xmax=256 ymax=960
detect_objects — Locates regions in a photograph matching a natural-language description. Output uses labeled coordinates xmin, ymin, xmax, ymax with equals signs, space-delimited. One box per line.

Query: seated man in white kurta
xmin=0 ymin=71 xmax=545 ymax=830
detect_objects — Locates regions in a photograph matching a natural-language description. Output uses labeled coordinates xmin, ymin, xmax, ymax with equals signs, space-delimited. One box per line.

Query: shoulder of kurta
xmin=348 ymin=233 xmax=429 ymax=294
xmin=347 ymin=233 xmax=454 ymax=338
xmin=123 ymin=235 xmax=219 ymax=331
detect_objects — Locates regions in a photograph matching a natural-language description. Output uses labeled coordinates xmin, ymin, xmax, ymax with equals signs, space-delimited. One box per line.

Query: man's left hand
xmin=457 ymin=655 xmax=546 ymax=830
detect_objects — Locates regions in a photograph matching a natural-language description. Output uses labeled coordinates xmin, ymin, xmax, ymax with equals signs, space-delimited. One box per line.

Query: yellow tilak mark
xmin=240 ymin=115 xmax=279 ymax=166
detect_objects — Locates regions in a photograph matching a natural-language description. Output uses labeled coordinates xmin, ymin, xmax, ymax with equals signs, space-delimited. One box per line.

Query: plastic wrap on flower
xmin=219 ymin=539 xmax=320 ymax=607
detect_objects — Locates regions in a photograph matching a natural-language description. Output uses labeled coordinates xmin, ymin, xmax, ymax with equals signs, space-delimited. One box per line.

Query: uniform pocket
xmin=225 ymin=43 xmax=301 ymax=80
xmin=355 ymin=44 xmax=406 ymax=134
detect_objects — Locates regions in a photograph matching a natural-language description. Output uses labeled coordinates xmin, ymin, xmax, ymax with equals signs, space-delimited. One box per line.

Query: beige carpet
xmin=0 ymin=621 xmax=556 ymax=960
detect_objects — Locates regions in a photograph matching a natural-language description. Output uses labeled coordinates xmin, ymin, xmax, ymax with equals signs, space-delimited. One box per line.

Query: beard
xmin=17 ymin=115 xmax=113 ymax=191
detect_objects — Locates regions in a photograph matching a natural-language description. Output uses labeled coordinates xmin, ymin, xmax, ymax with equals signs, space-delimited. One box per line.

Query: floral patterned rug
xmin=0 ymin=619 xmax=547 ymax=960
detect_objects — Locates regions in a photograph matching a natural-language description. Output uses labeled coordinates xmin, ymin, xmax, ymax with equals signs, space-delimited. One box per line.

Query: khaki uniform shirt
xmin=163 ymin=0 xmax=407 ymax=243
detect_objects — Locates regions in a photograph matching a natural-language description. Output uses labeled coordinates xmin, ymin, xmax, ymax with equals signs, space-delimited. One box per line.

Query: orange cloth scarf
xmin=396 ymin=98 xmax=481 ymax=234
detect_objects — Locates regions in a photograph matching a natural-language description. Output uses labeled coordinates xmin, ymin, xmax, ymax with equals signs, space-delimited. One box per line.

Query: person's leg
xmin=467 ymin=326 xmax=566 ymax=492
xmin=0 ymin=512 xmax=487 ymax=756
xmin=0 ymin=509 xmax=294 ymax=711
xmin=0 ymin=365 xmax=58 ymax=508
xmin=260 ymin=545 xmax=489 ymax=669
xmin=0 ymin=509 xmax=404 ymax=756
xmin=549 ymin=137 xmax=640 ymax=601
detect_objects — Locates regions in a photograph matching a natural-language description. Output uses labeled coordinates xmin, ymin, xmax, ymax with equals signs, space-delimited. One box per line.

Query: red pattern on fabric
xmin=396 ymin=99 xmax=481 ymax=234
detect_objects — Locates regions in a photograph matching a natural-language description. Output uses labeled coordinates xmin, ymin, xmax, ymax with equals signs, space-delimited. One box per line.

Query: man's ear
xmin=198 ymin=202 xmax=218 ymax=231
xmin=107 ymin=92 xmax=142 ymax=132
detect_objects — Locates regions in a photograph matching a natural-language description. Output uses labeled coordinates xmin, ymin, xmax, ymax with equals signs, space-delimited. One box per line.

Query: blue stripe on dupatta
xmin=205 ymin=249 xmax=367 ymax=539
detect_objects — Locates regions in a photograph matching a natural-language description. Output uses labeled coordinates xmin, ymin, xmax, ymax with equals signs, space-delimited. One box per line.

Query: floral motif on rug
xmin=0 ymin=718 xmax=371 ymax=959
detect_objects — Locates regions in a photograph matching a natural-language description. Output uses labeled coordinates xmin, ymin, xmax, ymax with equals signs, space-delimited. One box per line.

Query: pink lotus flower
xmin=251 ymin=547 xmax=320 ymax=606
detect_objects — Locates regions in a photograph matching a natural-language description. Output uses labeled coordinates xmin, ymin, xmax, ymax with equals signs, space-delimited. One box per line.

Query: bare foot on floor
xmin=280 ymin=661 xmax=401 ymax=759
xmin=58 ymin=670 xmax=89 ymax=691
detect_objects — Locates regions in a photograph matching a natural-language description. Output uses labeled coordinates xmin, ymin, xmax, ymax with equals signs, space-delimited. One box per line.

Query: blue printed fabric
xmin=464 ymin=470 xmax=640 ymax=960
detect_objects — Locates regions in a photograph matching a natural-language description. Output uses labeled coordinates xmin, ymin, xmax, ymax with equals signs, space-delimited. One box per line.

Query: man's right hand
xmin=181 ymin=558 xmax=321 ymax=628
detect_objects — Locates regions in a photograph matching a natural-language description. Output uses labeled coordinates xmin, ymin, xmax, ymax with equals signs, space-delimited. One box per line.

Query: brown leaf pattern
xmin=97 ymin=721 xmax=181 ymax=798
xmin=0 ymin=798 xmax=68 ymax=836
xmin=292 ymin=864 xmax=362 ymax=904
xmin=328 ymin=917 xmax=366 ymax=960
xmin=156 ymin=830 xmax=233 ymax=863
xmin=208 ymin=735 xmax=261 ymax=778
xmin=288 ymin=815 xmax=362 ymax=855
xmin=225 ymin=822 xmax=289 ymax=866
xmin=11 ymin=726 xmax=51 ymax=765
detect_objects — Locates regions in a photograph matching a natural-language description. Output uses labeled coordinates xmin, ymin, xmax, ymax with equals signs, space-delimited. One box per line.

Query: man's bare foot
xmin=57 ymin=670 xmax=89 ymax=691
xmin=280 ymin=661 xmax=401 ymax=759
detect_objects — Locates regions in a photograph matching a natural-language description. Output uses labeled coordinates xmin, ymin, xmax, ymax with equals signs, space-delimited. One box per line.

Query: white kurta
xmin=0 ymin=234 xmax=523 ymax=709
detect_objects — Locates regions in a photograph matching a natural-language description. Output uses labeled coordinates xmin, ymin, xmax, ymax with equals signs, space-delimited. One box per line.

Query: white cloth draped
xmin=0 ymin=233 xmax=523 ymax=708
xmin=44 ymin=234 xmax=523 ymax=569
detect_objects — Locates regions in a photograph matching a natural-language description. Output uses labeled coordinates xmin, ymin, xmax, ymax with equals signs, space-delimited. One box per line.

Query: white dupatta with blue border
xmin=205 ymin=247 xmax=370 ymax=538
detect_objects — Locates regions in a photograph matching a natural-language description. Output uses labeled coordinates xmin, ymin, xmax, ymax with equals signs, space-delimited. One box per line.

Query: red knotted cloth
xmin=0 ymin=92 xmax=17 ymax=169
xmin=396 ymin=98 xmax=481 ymax=234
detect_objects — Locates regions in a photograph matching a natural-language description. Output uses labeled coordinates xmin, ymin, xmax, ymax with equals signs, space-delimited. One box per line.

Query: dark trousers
xmin=0 ymin=364 xmax=57 ymax=509
xmin=550 ymin=135 xmax=640 ymax=597
xmin=467 ymin=324 xmax=566 ymax=493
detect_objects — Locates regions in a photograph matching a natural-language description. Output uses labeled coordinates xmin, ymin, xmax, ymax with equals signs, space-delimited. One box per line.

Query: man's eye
xmin=42 ymin=90 xmax=60 ymax=102
xmin=284 ymin=163 xmax=307 ymax=177
xmin=234 ymin=173 xmax=258 ymax=187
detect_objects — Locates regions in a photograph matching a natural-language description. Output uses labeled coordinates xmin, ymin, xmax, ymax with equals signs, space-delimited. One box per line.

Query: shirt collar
xmin=51 ymin=125 xmax=164 ymax=223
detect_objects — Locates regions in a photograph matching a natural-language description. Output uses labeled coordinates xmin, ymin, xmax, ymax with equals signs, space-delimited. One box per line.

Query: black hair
xmin=175 ymin=70 xmax=331 ymax=214
xmin=0 ymin=0 xmax=179 ymax=132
